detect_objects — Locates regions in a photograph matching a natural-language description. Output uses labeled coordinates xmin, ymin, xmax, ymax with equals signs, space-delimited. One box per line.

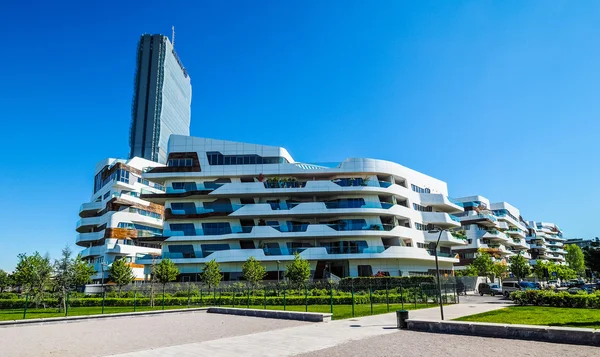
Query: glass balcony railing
xmin=447 ymin=198 xmax=465 ymax=207
xmin=264 ymin=180 xmax=307 ymax=189
xmin=428 ymin=250 xmax=458 ymax=258
xmin=324 ymin=201 xmax=394 ymax=209
xmin=170 ymin=204 xmax=244 ymax=215
xmin=165 ymin=183 xmax=224 ymax=194
xmin=332 ymin=178 xmax=393 ymax=188
xmin=449 ymin=215 xmax=461 ymax=223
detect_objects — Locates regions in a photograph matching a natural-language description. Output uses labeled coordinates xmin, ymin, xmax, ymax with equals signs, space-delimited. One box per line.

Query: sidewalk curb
xmin=0 ymin=307 xmax=209 ymax=328
xmin=407 ymin=319 xmax=600 ymax=347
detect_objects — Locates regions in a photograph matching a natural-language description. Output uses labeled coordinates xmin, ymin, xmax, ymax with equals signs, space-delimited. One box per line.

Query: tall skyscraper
xmin=129 ymin=34 xmax=192 ymax=164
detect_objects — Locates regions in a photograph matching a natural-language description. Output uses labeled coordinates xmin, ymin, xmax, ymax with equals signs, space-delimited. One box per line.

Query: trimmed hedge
xmin=511 ymin=290 xmax=600 ymax=308
xmin=0 ymin=291 xmax=457 ymax=309
xmin=338 ymin=276 xmax=435 ymax=291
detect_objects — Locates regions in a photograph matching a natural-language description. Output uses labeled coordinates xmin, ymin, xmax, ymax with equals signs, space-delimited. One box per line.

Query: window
xmin=415 ymin=223 xmax=433 ymax=231
xmin=358 ymin=265 xmax=373 ymax=277
xmin=168 ymin=245 xmax=195 ymax=258
xmin=170 ymin=223 xmax=196 ymax=236
xmin=200 ymin=244 xmax=230 ymax=258
xmin=206 ymin=151 xmax=288 ymax=166
xmin=103 ymin=191 xmax=111 ymax=199
xmin=168 ymin=158 xmax=194 ymax=167
xmin=201 ymin=222 xmax=231 ymax=235
xmin=413 ymin=203 xmax=432 ymax=212
xmin=411 ymin=184 xmax=430 ymax=193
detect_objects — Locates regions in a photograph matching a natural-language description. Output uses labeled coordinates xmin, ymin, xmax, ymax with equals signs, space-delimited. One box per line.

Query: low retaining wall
xmin=207 ymin=307 xmax=332 ymax=322
xmin=407 ymin=319 xmax=600 ymax=347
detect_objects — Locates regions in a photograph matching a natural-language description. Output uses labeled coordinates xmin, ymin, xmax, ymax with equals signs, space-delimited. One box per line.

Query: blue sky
xmin=1 ymin=1 xmax=598 ymax=271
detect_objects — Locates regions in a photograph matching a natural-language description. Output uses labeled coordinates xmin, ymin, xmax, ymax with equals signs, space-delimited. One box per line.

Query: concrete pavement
xmin=110 ymin=295 xmax=512 ymax=357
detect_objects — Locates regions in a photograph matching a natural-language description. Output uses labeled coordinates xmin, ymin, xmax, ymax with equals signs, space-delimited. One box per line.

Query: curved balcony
xmin=229 ymin=201 xmax=412 ymax=219
xmin=421 ymin=212 xmax=462 ymax=229
xmin=509 ymin=238 xmax=529 ymax=249
xmin=424 ymin=231 xmax=468 ymax=246
xmin=481 ymin=229 xmax=509 ymax=242
xmin=79 ymin=201 xmax=103 ymax=218
xmin=76 ymin=215 xmax=107 ymax=233
xmin=76 ymin=231 xmax=105 ymax=246
xmin=80 ymin=245 xmax=106 ymax=258
xmin=457 ymin=213 xmax=498 ymax=227
xmin=419 ymin=194 xmax=464 ymax=214
xmin=138 ymin=245 xmax=459 ymax=265
xmin=163 ymin=224 xmax=423 ymax=243
xmin=505 ymin=229 xmax=526 ymax=238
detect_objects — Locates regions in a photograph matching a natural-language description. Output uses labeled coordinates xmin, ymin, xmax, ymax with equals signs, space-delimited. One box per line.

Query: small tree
xmin=285 ymin=253 xmax=311 ymax=287
xmin=510 ymin=253 xmax=530 ymax=280
xmin=492 ymin=262 xmax=509 ymax=283
xmin=72 ymin=254 xmax=96 ymax=286
xmin=13 ymin=252 xmax=52 ymax=307
xmin=154 ymin=258 xmax=180 ymax=297
xmin=109 ymin=259 xmax=135 ymax=294
xmin=471 ymin=250 xmax=494 ymax=278
xmin=0 ymin=270 xmax=9 ymax=292
xmin=242 ymin=256 xmax=266 ymax=287
xmin=565 ymin=244 xmax=585 ymax=276
xmin=201 ymin=259 xmax=222 ymax=289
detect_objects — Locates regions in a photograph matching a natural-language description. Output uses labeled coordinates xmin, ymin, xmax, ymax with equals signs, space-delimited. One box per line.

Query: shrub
xmin=510 ymin=290 xmax=600 ymax=308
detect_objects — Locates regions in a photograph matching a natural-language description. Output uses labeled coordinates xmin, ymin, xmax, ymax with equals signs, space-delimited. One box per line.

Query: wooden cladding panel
xmin=105 ymin=228 xmax=137 ymax=239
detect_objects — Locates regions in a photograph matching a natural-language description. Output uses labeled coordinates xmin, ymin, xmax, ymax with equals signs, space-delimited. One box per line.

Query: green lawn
xmin=0 ymin=302 xmax=435 ymax=321
xmin=455 ymin=306 xmax=600 ymax=330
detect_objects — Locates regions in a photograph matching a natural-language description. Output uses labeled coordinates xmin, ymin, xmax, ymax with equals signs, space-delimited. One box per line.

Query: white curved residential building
xmin=76 ymin=157 xmax=165 ymax=283
xmin=526 ymin=221 xmax=566 ymax=265
xmin=138 ymin=136 xmax=466 ymax=281
xmin=452 ymin=196 xmax=531 ymax=268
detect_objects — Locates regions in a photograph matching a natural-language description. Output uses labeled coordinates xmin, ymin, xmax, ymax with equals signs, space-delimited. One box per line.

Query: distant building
xmin=76 ymin=157 xmax=166 ymax=283
xmin=565 ymin=238 xmax=594 ymax=250
xmin=129 ymin=34 xmax=192 ymax=164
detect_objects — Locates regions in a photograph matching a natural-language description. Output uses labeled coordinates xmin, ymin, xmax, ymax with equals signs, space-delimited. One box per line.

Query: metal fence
xmin=0 ymin=277 xmax=479 ymax=320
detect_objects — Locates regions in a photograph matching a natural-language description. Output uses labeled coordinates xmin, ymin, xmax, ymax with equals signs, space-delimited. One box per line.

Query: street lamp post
xmin=100 ymin=262 xmax=108 ymax=314
xmin=428 ymin=227 xmax=447 ymax=321
xmin=276 ymin=260 xmax=281 ymax=284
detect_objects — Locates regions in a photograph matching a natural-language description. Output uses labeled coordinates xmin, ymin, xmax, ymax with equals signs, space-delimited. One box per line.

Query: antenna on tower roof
xmin=171 ymin=26 xmax=175 ymax=48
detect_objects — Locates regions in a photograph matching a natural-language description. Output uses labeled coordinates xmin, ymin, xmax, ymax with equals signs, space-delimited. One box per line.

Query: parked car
xmin=567 ymin=287 xmax=586 ymax=294
xmin=502 ymin=281 xmax=523 ymax=298
xmin=518 ymin=281 xmax=538 ymax=290
xmin=478 ymin=283 xmax=502 ymax=296
xmin=547 ymin=280 xmax=559 ymax=288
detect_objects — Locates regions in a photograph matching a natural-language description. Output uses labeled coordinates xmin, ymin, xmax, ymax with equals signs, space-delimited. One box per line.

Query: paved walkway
xmin=112 ymin=295 xmax=512 ymax=357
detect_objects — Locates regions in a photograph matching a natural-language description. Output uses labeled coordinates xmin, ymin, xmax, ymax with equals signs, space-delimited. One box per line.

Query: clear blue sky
xmin=1 ymin=1 xmax=598 ymax=271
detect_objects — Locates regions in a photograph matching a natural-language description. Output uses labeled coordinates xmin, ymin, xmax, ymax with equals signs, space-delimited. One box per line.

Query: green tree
xmin=492 ymin=262 xmax=509 ymax=283
xmin=0 ymin=270 xmax=9 ymax=293
xmin=154 ymin=258 xmax=179 ymax=289
xmin=201 ymin=259 xmax=222 ymax=288
xmin=454 ymin=265 xmax=477 ymax=277
xmin=72 ymin=254 xmax=96 ymax=286
xmin=584 ymin=245 xmax=600 ymax=275
xmin=285 ymin=253 xmax=311 ymax=286
xmin=565 ymin=244 xmax=585 ymax=275
xmin=13 ymin=252 xmax=53 ymax=306
xmin=109 ymin=259 xmax=135 ymax=294
xmin=509 ymin=253 xmax=530 ymax=280
xmin=242 ymin=256 xmax=266 ymax=287
xmin=470 ymin=250 xmax=494 ymax=278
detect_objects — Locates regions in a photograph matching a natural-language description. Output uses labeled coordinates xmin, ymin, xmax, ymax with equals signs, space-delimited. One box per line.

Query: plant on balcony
xmin=242 ymin=256 xmax=267 ymax=287
xmin=109 ymin=259 xmax=135 ymax=294
xmin=452 ymin=230 xmax=467 ymax=240
xmin=368 ymin=224 xmax=383 ymax=231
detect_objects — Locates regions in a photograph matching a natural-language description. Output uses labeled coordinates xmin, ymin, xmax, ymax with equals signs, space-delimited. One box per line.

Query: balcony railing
xmin=332 ymin=178 xmax=392 ymax=188
xmin=447 ymin=198 xmax=465 ymax=207
xmin=428 ymin=250 xmax=458 ymax=258
xmin=324 ymin=201 xmax=394 ymax=209
xmin=264 ymin=180 xmax=307 ymax=189
xmin=170 ymin=204 xmax=244 ymax=215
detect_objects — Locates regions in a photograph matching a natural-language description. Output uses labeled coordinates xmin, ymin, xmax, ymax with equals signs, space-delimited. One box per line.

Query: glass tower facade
xmin=129 ymin=34 xmax=192 ymax=164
